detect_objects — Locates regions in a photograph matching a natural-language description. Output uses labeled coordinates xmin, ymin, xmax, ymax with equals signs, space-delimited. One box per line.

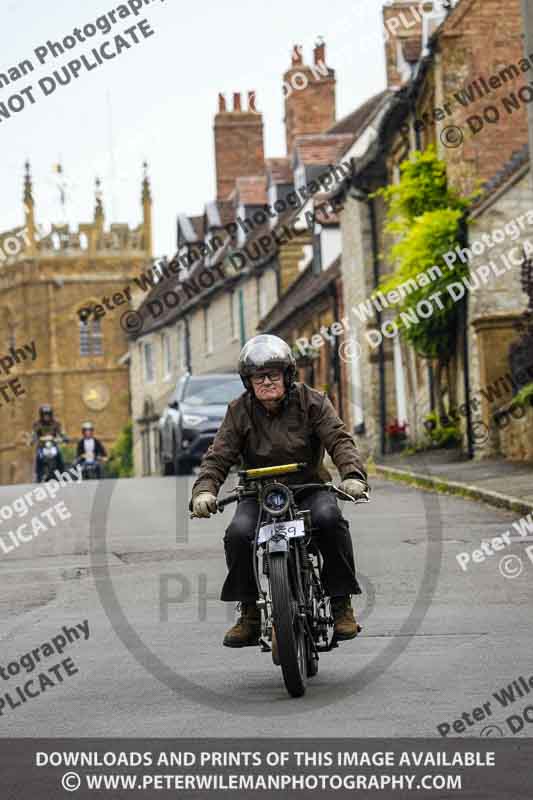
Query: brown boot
xmin=223 ymin=602 xmax=261 ymax=648
xmin=331 ymin=596 xmax=361 ymax=640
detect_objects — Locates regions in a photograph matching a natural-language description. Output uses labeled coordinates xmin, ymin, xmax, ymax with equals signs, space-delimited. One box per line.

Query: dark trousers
xmin=221 ymin=489 xmax=361 ymax=602
xmin=35 ymin=450 xmax=65 ymax=482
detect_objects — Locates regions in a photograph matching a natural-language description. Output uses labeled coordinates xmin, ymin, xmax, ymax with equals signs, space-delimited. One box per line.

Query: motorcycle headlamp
xmin=262 ymin=483 xmax=291 ymax=517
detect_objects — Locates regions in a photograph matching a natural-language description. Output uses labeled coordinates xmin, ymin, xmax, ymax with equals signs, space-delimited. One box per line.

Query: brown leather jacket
xmin=191 ymin=382 xmax=367 ymax=500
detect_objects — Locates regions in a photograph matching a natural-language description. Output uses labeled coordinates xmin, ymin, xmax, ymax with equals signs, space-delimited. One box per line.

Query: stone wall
xmin=339 ymin=192 xmax=399 ymax=458
xmin=497 ymin=399 xmax=533 ymax=461
xmin=464 ymin=168 xmax=531 ymax=457
xmin=438 ymin=0 xmax=529 ymax=196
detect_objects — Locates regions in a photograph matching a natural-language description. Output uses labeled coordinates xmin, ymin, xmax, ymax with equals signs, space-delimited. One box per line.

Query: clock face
xmin=82 ymin=383 xmax=110 ymax=411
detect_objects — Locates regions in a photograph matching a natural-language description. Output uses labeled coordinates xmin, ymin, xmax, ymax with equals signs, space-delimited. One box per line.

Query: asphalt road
xmin=0 ymin=473 xmax=531 ymax=738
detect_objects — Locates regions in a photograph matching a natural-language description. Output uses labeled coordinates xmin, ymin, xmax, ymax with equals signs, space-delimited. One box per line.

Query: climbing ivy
xmin=375 ymin=146 xmax=476 ymax=420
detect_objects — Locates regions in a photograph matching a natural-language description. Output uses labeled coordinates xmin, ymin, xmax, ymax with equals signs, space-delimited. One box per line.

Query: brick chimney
xmin=383 ymin=1 xmax=425 ymax=89
xmin=214 ymin=91 xmax=265 ymax=201
xmin=283 ymin=39 xmax=336 ymax=155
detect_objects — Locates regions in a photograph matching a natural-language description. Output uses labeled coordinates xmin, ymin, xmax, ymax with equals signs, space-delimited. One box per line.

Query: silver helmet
xmin=238 ymin=334 xmax=296 ymax=390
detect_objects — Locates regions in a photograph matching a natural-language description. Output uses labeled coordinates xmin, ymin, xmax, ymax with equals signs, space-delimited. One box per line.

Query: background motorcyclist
xmin=76 ymin=422 xmax=107 ymax=478
xmin=190 ymin=334 xmax=368 ymax=649
xmin=31 ymin=404 xmax=67 ymax=481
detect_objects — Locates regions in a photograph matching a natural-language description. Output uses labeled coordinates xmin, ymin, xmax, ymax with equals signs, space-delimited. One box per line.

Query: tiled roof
xmin=259 ymin=257 xmax=341 ymax=333
xmin=265 ymin=158 xmax=292 ymax=185
xmin=236 ymin=175 xmax=268 ymax=205
xmin=293 ymin=134 xmax=354 ymax=166
xmin=474 ymin=144 xmax=529 ymax=208
xmin=231 ymin=203 xmax=304 ymax=270
xmin=327 ymin=90 xmax=390 ymax=137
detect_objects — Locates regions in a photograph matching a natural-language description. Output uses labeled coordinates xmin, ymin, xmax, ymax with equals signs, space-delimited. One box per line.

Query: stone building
xmin=462 ymin=148 xmax=533 ymax=459
xmin=335 ymin=0 xmax=533 ymax=459
xmin=128 ymin=41 xmax=350 ymax=476
xmin=0 ymin=164 xmax=152 ymax=484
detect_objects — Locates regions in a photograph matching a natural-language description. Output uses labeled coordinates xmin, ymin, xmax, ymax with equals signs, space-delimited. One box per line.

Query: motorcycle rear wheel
xmin=269 ymin=554 xmax=307 ymax=698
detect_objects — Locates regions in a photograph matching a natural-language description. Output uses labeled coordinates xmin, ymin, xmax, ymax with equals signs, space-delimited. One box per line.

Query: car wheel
xmin=175 ymin=457 xmax=192 ymax=476
xmin=160 ymin=432 xmax=175 ymax=476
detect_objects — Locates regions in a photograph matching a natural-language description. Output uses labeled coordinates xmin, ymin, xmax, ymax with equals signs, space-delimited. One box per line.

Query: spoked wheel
xmin=305 ymin=578 xmax=320 ymax=678
xmin=306 ymin=634 xmax=319 ymax=677
xmin=269 ymin=554 xmax=307 ymax=698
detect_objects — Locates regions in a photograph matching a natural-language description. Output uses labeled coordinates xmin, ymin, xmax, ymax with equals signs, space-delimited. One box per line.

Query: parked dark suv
xmin=159 ymin=373 xmax=243 ymax=475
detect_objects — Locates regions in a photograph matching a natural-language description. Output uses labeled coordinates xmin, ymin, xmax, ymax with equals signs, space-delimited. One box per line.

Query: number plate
xmin=258 ymin=519 xmax=305 ymax=545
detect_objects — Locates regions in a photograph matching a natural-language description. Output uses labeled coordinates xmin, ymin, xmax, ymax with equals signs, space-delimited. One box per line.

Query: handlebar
xmin=211 ymin=482 xmax=369 ymax=514
xmin=190 ymin=480 xmax=370 ymax=519
xmin=217 ymin=492 xmax=240 ymax=510
xmin=291 ymin=483 xmax=370 ymax=504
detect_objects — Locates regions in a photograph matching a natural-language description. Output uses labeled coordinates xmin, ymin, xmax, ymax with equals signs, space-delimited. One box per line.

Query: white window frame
xmin=230 ymin=291 xmax=239 ymax=341
xmin=143 ymin=341 xmax=155 ymax=383
xmin=257 ymin=273 xmax=268 ymax=319
xmin=204 ymin=307 xmax=213 ymax=355
xmin=178 ymin=323 xmax=187 ymax=370
xmin=162 ymin=333 xmax=172 ymax=380
xmin=236 ymin=204 xmax=248 ymax=247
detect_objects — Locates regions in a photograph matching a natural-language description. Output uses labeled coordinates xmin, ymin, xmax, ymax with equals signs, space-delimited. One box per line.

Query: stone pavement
xmin=376 ymin=449 xmax=533 ymax=513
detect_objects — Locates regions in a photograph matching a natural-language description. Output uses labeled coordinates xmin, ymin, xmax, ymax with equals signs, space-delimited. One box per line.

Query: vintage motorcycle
xmin=75 ymin=453 xmax=105 ymax=481
xmin=215 ymin=462 xmax=369 ymax=698
xmin=37 ymin=435 xmax=64 ymax=483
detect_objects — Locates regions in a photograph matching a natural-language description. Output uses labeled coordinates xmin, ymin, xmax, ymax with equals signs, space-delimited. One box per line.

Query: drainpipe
xmin=368 ymin=197 xmax=387 ymax=457
xmin=459 ymin=214 xmax=474 ymax=459
xmin=184 ymin=315 xmax=192 ymax=374
xmin=350 ymin=180 xmax=387 ymax=457
xmin=409 ymin=90 xmax=436 ymax=413
xmin=329 ymin=281 xmax=344 ymax=420
xmin=521 ymin=0 xmax=533 ymax=189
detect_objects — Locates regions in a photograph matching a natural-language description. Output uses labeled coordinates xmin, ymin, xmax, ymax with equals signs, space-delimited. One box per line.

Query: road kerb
xmin=375 ymin=464 xmax=533 ymax=516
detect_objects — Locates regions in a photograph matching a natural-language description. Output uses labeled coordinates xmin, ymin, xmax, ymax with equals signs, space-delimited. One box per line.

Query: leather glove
xmin=192 ymin=491 xmax=217 ymax=518
xmin=339 ymin=478 xmax=368 ymax=499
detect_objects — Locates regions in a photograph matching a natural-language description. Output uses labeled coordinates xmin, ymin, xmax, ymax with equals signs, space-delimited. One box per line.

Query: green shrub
xmin=423 ymin=411 xmax=462 ymax=449
xmin=105 ymin=421 xmax=134 ymax=478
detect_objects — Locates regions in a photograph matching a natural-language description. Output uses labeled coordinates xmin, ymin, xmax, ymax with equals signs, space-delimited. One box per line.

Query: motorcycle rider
xmin=32 ymin=404 xmax=67 ymax=482
xmin=76 ymin=422 xmax=107 ymax=478
xmin=190 ymin=334 xmax=368 ymax=648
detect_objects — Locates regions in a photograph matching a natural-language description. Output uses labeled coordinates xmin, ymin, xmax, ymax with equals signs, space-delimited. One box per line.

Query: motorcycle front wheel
xmin=269 ymin=554 xmax=307 ymax=698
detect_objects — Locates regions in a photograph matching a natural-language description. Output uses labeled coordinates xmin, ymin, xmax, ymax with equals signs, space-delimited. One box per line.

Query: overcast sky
xmin=0 ymin=0 xmax=388 ymax=257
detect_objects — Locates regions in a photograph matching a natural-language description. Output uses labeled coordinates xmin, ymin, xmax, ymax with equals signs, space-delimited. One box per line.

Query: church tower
xmin=0 ymin=164 xmax=154 ymax=484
